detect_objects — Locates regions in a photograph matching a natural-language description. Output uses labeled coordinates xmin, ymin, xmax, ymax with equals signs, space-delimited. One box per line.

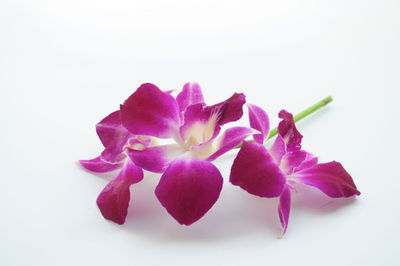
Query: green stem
xmin=237 ymin=96 xmax=333 ymax=148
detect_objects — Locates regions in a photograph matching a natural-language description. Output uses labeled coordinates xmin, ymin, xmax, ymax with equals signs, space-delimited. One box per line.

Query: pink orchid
xmin=230 ymin=105 xmax=360 ymax=235
xmin=79 ymin=111 xmax=149 ymax=224
xmin=120 ymin=82 xmax=254 ymax=225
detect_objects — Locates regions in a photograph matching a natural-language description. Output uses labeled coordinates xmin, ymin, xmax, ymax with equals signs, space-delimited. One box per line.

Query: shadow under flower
xmin=93 ymin=144 xmax=359 ymax=242
xmin=121 ymin=171 xmax=282 ymax=243
xmin=120 ymin=171 xmax=359 ymax=242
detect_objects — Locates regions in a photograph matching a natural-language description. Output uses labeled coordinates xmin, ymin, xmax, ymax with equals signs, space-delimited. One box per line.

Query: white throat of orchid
xmin=181 ymin=112 xmax=220 ymax=151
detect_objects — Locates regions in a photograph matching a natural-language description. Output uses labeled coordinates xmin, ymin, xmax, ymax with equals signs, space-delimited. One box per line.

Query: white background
xmin=1 ymin=0 xmax=399 ymax=265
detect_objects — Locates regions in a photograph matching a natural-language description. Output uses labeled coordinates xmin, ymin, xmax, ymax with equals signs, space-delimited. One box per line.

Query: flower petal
xmin=96 ymin=110 xmax=129 ymax=148
xmin=278 ymin=186 xmax=291 ymax=235
xmin=155 ymin=158 xmax=223 ymax=225
xmin=96 ymin=159 xmax=144 ymax=224
xmin=176 ymin=82 xmax=204 ymax=113
xmin=120 ymin=83 xmax=180 ymax=138
xmin=179 ymin=103 xmax=221 ymax=147
xmin=126 ymin=144 xmax=184 ymax=173
xmin=101 ymin=149 xmax=126 ymax=164
xmin=164 ymin=89 xmax=174 ymax=95
xmin=247 ymin=104 xmax=270 ymax=144
xmin=294 ymin=161 xmax=361 ymax=198
xmin=96 ymin=110 xmax=133 ymax=163
xmin=204 ymin=92 xmax=246 ymax=126
xmin=294 ymin=152 xmax=318 ymax=172
xmin=280 ymin=150 xmax=308 ymax=175
xmin=79 ymin=156 xmax=124 ymax=173
xmin=269 ymin=135 xmax=286 ymax=165
xmin=206 ymin=127 xmax=255 ymax=161
xmin=277 ymin=110 xmax=303 ymax=152
xmin=230 ymin=141 xmax=286 ymax=198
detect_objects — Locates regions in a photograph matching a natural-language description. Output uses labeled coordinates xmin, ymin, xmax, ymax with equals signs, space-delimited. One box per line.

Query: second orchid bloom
xmin=80 ymin=82 xmax=360 ymax=235
xmin=230 ymin=106 xmax=360 ymax=234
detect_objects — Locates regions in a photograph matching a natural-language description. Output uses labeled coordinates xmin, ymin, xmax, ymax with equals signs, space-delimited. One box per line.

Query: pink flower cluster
xmin=80 ymin=82 xmax=360 ymax=235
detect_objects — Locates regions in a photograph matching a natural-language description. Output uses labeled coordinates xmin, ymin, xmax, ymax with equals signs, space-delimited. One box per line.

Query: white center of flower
xmin=181 ymin=112 xmax=220 ymax=152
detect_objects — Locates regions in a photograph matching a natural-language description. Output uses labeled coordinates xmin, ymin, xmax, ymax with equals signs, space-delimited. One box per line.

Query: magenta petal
xmin=120 ymin=83 xmax=180 ymax=138
xmin=207 ymin=127 xmax=254 ymax=161
xmin=294 ymin=152 xmax=318 ymax=172
xmin=230 ymin=141 xmax=286 ymax=198
xmin=280 ymin=150 xmax=308 ymax=175
xmin=127 ymin=137 xmax=152 ymax=148
xmin=155 ymin=158 xmax=223 ymax=225
xmin=126 ymin=144 xmax=183 ymax=173
xmin=277 ymin=110 xmax=303 ymax=152
xmin=294 ymin=161 xmax=361 ymax=198
xmin=79 ymin=156 xmax=124 ymax=173
xmin=96 ymin=160 xmax=144 ymax=224
xmin=101 ymin=149 xmax=126 ymax=164
xmin=164 ymin=89 xmax=174 ymax=95
xmin=278 ymin=186 xmax=291 ymax=235
xmin=204 ymin=93 xmax=246 ymax=126
xmin=269 ymin=135 xmax=286 ymax=165
xmin=247 ymin=104 xmax=270 ymax=144
xmin=96 ymin=110 xmax=133 ymax=163
xmin=96 ymin=110 xmax=131 ymax=148
xmin=176 ymin=82 xmax=205 ymax=113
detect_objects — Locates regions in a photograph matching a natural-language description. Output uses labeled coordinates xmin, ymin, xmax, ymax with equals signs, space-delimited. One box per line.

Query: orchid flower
xmin=230 ymin=105 xmax=361 ymax=235
xmin=79 ymin=111 xmax=150 ymax=224
xmin=120 ymin=82 xmax=255 ymax=225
